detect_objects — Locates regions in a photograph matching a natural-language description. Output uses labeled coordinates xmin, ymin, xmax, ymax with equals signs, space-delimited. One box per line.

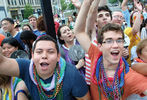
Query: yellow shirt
xmin=124 ymin=27 xmax=141 ymax=65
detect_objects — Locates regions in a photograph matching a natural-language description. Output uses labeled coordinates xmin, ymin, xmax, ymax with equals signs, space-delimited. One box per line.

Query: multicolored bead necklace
xmin=92 ymin=55 xmax=129 ymax=100
xmin=3 ymin=77 xmax=19 ymax=100
xmin=29 ymin=57 xmax=66 ymax=100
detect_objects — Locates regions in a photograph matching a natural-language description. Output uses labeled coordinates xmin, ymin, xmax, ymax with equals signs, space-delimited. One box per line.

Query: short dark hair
xmin=22 ymin=24 xmax=33 ymax=32
xmin=20 ymin=30 xmax=37 ymax=41
xmin=1 ymin=37 xmax=23 ymax=50
xmin=98 ymin=5 xmax=112 ymax=20
xmin=0 ymin=74 xmax=11 ymax=88
xmin=73 ymin=12 xmax=77 ymax=16
xmin=57 ymin=25 xmax=67 ymax=44
xmin=1 ymin=18 xmax=14 ymax=24
xmin=97 ymin=23 xmax=124 ymax=44
xmin=32 ymin=35 xmax=59 ymax=53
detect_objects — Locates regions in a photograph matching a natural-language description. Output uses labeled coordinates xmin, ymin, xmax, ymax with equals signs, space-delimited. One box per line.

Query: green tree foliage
xmin=24 ymin=4 xmax=33 ymax=19
xmin=61 ymin=0 xmax=67 ymax=11
xmin=61 ymin=0 xmax=75 ymax=11
xmin=68 ymin=2 xmax=75 ymax=10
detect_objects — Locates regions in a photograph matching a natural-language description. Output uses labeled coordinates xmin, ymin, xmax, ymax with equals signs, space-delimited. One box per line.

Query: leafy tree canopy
xmin=24 ymin=4 xmax=34 ymax=19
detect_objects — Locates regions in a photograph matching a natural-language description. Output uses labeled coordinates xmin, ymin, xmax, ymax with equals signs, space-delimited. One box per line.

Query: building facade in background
xmin=0 ymin=0 xmax=7 ymax=21
xmin=1 ymin=0 xmax=41 ymax=20
xmin=0 ymin=0 xmax=62 ymax=20
xmin=51 ymin=0 xmax=61 ymax=15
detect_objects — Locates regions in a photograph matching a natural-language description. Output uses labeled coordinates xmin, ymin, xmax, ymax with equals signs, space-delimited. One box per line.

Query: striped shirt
xmin=85 ymin=38 xmax=97 ymax=85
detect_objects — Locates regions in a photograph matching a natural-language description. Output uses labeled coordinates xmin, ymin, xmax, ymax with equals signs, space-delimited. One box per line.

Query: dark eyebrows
xmin=35 ymin=48 xmax=42 ymax=51
xmin=104 ymin=37 xmax=123 ymax=40
xmin=117 ymin=37 xmax=123 ymax=40
xmin=35 ymin=48 xmax=55 ymax=50
xmin=104 ymin=38 xmax=113 ymax=40
xmin=105 ymin=12 xmax=110 ymax=15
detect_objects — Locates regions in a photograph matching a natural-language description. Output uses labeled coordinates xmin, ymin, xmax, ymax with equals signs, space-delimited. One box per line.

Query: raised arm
xmin=0 ymin=53 xmax=19 ymax=77
xmin=71 ymin=0 xmax=81 ymax=10
xmin=15 ymin=80 xmax=29 ymax=100
xmin=71 ymin=0 xmax=104 ymax=11
xmin=99 ymin=0 xmax=107 ymax=7
xmin=85 ymin=0 xmax=100 ymax=40
xmin=121 ymin=0 xmax=131 ymax=27
xmin=132 ymin=0 xmax=143 ymax=35
xmin=74 ymin=0 xmax=100 ymax=53
xmin=134 ymin=0 xmax=143 ymax=12
xmin=121 ymin=0 xmax=128 ymax=11
xmin=132 ymin=12 xmax=143 ymax=35
xmin=132 ymin=63 xmax=147 ymax=76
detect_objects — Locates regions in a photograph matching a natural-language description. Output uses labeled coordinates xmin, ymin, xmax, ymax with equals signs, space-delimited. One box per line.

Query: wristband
xmin=15 ymin=90 xmax=27 ymax=100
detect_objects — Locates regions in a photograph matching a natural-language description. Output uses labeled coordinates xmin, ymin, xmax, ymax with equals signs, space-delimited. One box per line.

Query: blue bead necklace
xmin=96 ymin=56 xmax=129 ymax=100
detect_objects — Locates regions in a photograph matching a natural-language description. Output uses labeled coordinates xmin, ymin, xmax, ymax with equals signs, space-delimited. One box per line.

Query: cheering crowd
xmin=0 ymin=0 xmax=147 ymax=100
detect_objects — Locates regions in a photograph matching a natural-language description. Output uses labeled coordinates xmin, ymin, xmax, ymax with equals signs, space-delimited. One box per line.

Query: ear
xmin=12 ymin=24 xmax=15 ymax=28
xmin=57 ymin=53 xmax=61 ymax=62
xmin=32 ymin=52 xmax=34 ymax=60
xmin=59 ymin=36 xmax=64 ymax=40
xmin=15 ymin=47 xmax=18 ymax=51
xmin=98 ymin=43 xmax=102 ymax=51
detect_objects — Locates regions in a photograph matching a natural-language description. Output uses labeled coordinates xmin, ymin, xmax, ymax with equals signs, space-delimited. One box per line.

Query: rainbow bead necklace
xmin=34 ymin=65 xmax=63 ymax=99
xmin=92 ymin=56 xmax=129 ymax=100
xmin=29 ymin=57 xmax=66 ymax=100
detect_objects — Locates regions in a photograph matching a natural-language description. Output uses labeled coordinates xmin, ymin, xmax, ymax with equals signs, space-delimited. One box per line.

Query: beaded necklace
xmin=92 ymin=55 xmax=129 ymax=100
xmin=29 ymin=57 xmax=66 ymax=100
xmin=135 ymin=58 xmax=144 ymax=63
xmin=3 ymin=88 xmax=12 ymax=100
xmin=3 ymin=77 xmax=18 ymax=100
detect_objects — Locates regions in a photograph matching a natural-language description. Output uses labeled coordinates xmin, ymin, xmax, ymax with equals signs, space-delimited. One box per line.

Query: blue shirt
xmin=33 ymin=30 xmax=46 ymax=37
xmin=14 ymin=32 xmax=25 ymax=49
xmin=16 ymin=59 xmax=88 ymax=100
xmin=122 ymin=9 xmax=131 ymax=27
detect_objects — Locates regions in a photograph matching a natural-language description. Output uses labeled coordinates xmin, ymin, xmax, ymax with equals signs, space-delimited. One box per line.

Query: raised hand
xmin=134 ymin=0 xmax=143 ymax=12
xmin=76 ymin=59 xmax=85 ymax=69
xmin=71 ymin=0 xmax=81 ymax=9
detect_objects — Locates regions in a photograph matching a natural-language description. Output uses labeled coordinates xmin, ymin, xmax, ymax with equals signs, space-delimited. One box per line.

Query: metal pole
xmin=40 ymin=0 xmax=56 ymax=40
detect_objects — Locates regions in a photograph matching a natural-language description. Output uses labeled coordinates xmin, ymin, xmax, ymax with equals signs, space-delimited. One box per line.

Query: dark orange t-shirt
xmin=88 ymin=44 xmax=147 ymax=100
xmin=0 ymin=34 xmax=5 ymax=45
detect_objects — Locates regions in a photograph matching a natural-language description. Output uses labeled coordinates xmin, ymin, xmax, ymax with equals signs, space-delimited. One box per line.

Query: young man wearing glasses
xmin=74 ymin=0 xmax=147 ymax=99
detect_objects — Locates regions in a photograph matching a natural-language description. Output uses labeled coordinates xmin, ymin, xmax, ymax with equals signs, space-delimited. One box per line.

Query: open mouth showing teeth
xmin=40 ymin=62 xmax=49 ymax=66
xmin=68 ymin=35 xmax=71 ymax=37
xmin=111 ymin=51 xmax=119 ymax=56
